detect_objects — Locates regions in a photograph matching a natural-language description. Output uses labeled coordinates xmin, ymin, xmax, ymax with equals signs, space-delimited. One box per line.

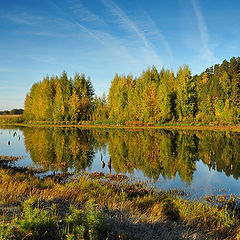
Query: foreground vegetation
xmin=1 ymin=156 xmax=240 ymax=239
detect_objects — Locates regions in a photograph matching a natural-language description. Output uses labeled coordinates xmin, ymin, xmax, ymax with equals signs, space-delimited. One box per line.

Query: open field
xmin=0 ymin=114 xmax=21 ymax=119
xmin=0 ymin=115 xmax=24 ymax=125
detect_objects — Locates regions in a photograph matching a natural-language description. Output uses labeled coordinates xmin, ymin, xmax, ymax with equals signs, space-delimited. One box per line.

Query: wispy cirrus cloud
xmin=101 ymin=0 xmax=173 ymax=66
xmin=191 ymin=0 xmax=217 ymax=63
xmin=46 ymin=0 xmax=149 ymax=66
xmin=66 ymin=0 xmax=105 ymax=25
xmin=2 ymin=0 xmax=170 ymax=75
xmin=139 ymin=12 xmax=173 ymax=61
xmin=47 ymin=0 xmax=109 ymax=46
xmin=0 ymin=9 xmax=46 ymax=26
xmin=24 ymin=55 xmax=83 ymax=69
xmin=102 ymin=0 xmax=151 ymax=49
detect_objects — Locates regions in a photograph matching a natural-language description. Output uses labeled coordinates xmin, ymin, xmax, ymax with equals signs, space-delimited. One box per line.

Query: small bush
xmin=65 ymin=200 xmax=104 ymax=240
xmin=0 ymin=221 xmax=11 ymax=240
xmin=14 ymin=198 xmax=58 ymax=240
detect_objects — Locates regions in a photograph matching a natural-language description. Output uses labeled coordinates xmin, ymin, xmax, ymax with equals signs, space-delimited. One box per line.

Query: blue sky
xmin=1 ymin=0 xmax=240 ymax=110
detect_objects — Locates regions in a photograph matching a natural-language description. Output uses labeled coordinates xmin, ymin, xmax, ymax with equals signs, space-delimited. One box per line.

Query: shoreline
xmin=2 ymin=121 xmax=240 ymax=132
xmin=1 ymin=114 xmax=240 ymax=132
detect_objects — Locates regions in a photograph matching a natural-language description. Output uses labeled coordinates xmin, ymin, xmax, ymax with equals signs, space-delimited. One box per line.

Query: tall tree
xmin=175 ymin=65 xmax=197 ymax=120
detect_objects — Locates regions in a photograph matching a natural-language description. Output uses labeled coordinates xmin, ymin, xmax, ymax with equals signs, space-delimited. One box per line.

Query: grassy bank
xmin=0 ymin=156 xmax=240 ymax=239
xmin=0 ymin=115 xmax=24 ymax=125
xmin=3 ymin=115 xmax=240 ymax=132
xmin=3 ymin=118 xmax=240 ymax=133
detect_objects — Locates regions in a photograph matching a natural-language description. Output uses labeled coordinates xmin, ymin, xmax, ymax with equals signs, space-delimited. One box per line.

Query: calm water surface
xmin=1 ymin=126 xmax=240 ymax=198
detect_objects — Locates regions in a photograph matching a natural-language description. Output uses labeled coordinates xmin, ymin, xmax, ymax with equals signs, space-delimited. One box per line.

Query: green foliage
xmin=23 ymin=56 xmax=240 ymax=125
xmin=14 ymin=198 xmax=58 ymax=239
xmin=92 ymin=93 xmax=109 ymax=122
xmin=1 ymin=165 xmax=240 ymax=239
xmin=0 ymin=198 xmax=104 ymax=240
xmin=0 ymin=109 xmax=23 ymax=115
xmin=107 ymin=57 xmax=240 ymax=124
xmin=0 ymin=221 xmax=11 ymax=240
xmin=65 ymin=201 xmax=103 ymax=240
xmin=24 ymin=72 xmax=94 ymax=123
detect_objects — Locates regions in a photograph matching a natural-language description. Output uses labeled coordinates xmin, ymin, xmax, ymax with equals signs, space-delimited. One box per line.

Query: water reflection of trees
xmin=23 ymin=127 xmax=95 ymax=172
xmin=92 ymin=129 xmax=240 ymax=183
xmin=104 ymin=130 xmax=198 ymax=184
xmin=197 ymin=131 xmax=240 ymax=179
xmin=22 ymin=127 xmax=240 ymax=182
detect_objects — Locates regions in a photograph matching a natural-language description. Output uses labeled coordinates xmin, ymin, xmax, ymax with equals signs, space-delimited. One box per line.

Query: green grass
xmin=1 ymin=198 xmax=105 ymax=240
xmin=64 ymin=201 xmax=104 ymax=240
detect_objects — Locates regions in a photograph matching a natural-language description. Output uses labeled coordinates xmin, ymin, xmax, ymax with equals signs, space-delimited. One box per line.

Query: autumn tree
xmin=24 ymin=71 xmax=94 ymax=123
xmin=175 ymin=65 xmax=197 ymax=120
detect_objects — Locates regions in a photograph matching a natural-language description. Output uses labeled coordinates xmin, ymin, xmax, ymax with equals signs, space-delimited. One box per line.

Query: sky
xmin=1 ymin=0 xmax=240 ymax=110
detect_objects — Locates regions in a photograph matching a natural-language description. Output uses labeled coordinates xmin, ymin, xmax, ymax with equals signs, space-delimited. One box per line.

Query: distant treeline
xmin=0 ymin=109 xmax=23 ymax=115
xmin=24 ymin=57 xmax=240 ymax=124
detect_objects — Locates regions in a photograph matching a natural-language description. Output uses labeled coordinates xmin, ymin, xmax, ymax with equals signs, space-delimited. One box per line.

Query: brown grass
xmin=0 ymin=115 xmax=21 ymax=119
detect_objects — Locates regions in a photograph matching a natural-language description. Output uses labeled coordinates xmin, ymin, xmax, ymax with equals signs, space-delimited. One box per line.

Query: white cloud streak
xmin=191 ymin=0 xmax=217 ymax=63
xmin=48 ymin=0 xmax=157 ymax=67
xmin=2 ymin=0 xmax=170 ymax=73
xmin=140 ymin=13 xmax=173 ymax=60
xmin=102 ymin=0 xmax=150 ymax=49
xmin=24 ymin=55 xmax=83 ymax=69
xmin=66 ymin=0 xmax=105 ymax=25
xmin=101 ymin=0 xmax=164 ymax=65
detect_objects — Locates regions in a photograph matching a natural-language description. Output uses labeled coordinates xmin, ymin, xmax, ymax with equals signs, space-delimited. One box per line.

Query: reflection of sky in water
xmin=153 ymin=161 xmax=240 ymax=198
xmin=0 ymin=128 xmax=33 ymax=166
xmin=1 ymin=127 xmax=240 ymax=199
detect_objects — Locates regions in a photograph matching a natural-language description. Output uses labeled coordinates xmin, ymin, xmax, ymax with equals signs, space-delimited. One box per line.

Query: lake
xmin=1 ymin=126 xmax=240 ymax=198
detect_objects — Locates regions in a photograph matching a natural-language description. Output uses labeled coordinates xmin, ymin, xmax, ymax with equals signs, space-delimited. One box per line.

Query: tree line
xmin=24 ymin=71 xmax=94 ymax=123
xmin=24 ymin=56 xmax=240 ymax=124
xmin=0 ymin=109 xmax=23 ymax=115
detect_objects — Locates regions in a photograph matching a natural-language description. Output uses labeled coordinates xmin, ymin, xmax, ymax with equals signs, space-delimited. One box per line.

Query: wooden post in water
xmin=108 ymin=157 xmax=112 ymax=174
xmin=101 ymin=161 xmax=105 ymax=168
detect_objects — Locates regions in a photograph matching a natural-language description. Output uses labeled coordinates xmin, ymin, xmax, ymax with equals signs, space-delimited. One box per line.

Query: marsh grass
xmin=0 ymin=167 xmax=240 ymax=239
xmin=0 ymin=115 xmax=24 ymax=125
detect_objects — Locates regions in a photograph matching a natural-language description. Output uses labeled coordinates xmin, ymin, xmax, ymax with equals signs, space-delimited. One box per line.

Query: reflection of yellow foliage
xmin=23 ymin=128 xmax=95 ymax=172
xmin=69 ymin=139 xmax=80 ymax=159
xmin=23 ymin=127 xmax=240 ymax=184
xmin=106 ymin=130 xmax=197 ymax=183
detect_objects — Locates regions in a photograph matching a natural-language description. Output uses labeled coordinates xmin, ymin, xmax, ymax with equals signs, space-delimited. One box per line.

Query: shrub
xmin=14 ymin=198 xmax=58 ymax=240
xmin=0 ymin=221 xmax=11 ymax=240
xmin=65 ymin=201 xmax=104 ymax=240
